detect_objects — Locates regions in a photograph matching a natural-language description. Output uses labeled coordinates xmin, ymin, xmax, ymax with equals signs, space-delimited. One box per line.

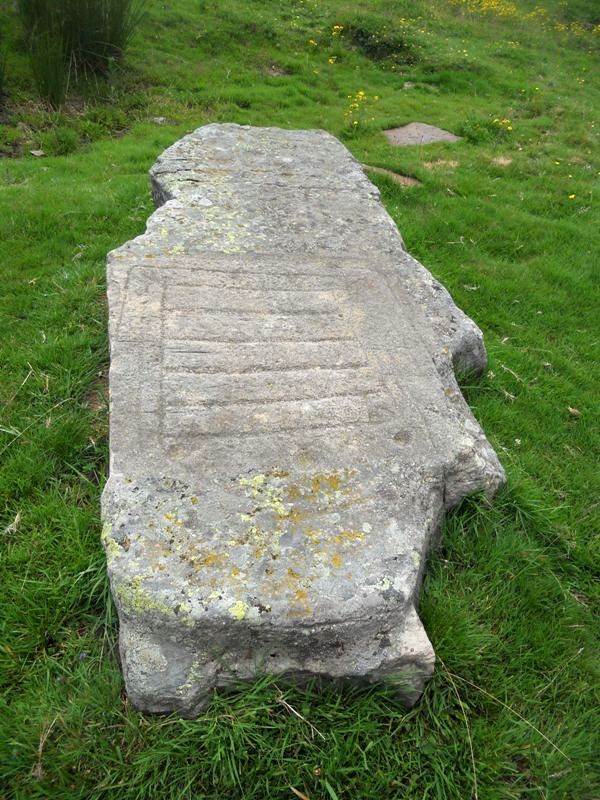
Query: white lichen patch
xmin=373 ymin=576 xmax=392 ymax=593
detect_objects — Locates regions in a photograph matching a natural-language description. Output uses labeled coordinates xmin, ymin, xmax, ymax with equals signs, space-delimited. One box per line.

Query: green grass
xmin=1 ymin=0 xmax=599 ymax=797
xmin=16 ymin=0 xmax=145 ymax=75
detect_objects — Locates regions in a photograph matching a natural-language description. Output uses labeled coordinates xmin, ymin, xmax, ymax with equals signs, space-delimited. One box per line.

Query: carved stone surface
xmin=102 ymin=124 xmax=504 ymax=716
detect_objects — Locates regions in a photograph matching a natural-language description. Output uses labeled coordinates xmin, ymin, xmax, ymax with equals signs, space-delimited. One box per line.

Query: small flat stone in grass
xmin=384 ymin=122 xmax=461 ymax=146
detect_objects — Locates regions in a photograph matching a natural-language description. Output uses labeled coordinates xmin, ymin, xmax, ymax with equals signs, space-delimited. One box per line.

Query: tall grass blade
xmin=29 ymin=30 xmax=67 ymax=109
xmin=0 ymin=47 xmax=6 ymax=100
xmin=16 ymin=0 xmax=146 ymax=104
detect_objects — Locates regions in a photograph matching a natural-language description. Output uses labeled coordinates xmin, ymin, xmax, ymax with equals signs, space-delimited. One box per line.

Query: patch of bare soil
xmin=362 ymin=164 xmax=421 ymax=187
xmin=423 ymin=159 xmax=459 ymax=169
xmin=491 ymin=156 xmax=513 ymax=167
xmin=263 ymin=64 xmax=288 ymax=77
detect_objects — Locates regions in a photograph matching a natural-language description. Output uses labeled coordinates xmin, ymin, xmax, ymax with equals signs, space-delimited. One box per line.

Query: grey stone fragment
xmin=102 ymin=124 xmax=504 ymax=716
xmin=384 ymin=122 xmax=461 ymax=146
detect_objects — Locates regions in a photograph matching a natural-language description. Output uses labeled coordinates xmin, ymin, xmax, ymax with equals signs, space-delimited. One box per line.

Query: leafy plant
xmin=39 ymin=125 xmax=79 ymax=155
xmin=459 ymin=113 xmax=514 ymax=143
xmin=343 ymin=13 xmax=419 ymax=65
xmin=17 ymin=0 xmax=145 ymax=73
xmin=342 ymin=89 xmax=380 ymax=136
xmin=0 ymin=30 xmax=6 ymax=100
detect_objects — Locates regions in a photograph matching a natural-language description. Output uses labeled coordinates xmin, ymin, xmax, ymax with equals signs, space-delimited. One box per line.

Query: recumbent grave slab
xmin=102 ymin=124 xmax=505 ymax=715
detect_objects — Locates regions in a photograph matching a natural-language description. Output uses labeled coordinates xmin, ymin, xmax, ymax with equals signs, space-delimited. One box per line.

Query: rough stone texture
xmin=102 ymin=124 xmax=505 ymax=716
xmin=384 ymin=122 xmax=461 ymax=146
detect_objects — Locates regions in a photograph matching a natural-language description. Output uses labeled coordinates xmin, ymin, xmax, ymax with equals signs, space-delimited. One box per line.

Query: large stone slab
xmin=102 ymin=124 xmax=505 ymax=715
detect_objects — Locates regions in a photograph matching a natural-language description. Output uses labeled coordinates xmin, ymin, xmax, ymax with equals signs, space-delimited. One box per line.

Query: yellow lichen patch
xmin=117 ymin=576 xmax=174 ymax=617
xmin=202 ymin=553 xmax=227 ymax=567
xmin=101 ymin=523 xmax=123 ymax=563
xmin=288 ymin=583 xmax=313 ymax=617
xmin=228 ymin=600 xmax=249 ymax=620
xmin=288 ymin=606 xmax=312 ymax=619
xmin=240 ymin=472 xmax=288 ymax=518
xmin=239 ymin=474 xmax=267 ymax=493
xmin=266 ymin=490 xmax=287 ymax=517
xmin=285 ymin=484 xmax=302 ymax=501
xmin=331 ymin=553 xmax=344 ymax=569
xmin=304 ymin=526 xmax=322 ymax=545
xmin=287 ymin=567 xmax=301 ymax=580
xmin=190 ymin=495 xmax=198 ymax=505
xmin=332 ymin=529 xmax=365 ymax=545
xmin=301 ymin=468 xmax=358 ymax=504
xmin=311 ymin=473 xmax=338 ymax=494
xmin=284 ymin=507 xmax=305 ymax=524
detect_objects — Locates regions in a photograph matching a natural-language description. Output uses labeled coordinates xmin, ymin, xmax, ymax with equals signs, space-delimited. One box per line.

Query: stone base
xmin=117 ymin=604 xmax=433 ymax=715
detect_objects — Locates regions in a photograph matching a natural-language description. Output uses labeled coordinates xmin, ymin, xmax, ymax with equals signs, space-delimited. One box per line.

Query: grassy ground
xmin=1 ymin=0 xmax=599 ymax=797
